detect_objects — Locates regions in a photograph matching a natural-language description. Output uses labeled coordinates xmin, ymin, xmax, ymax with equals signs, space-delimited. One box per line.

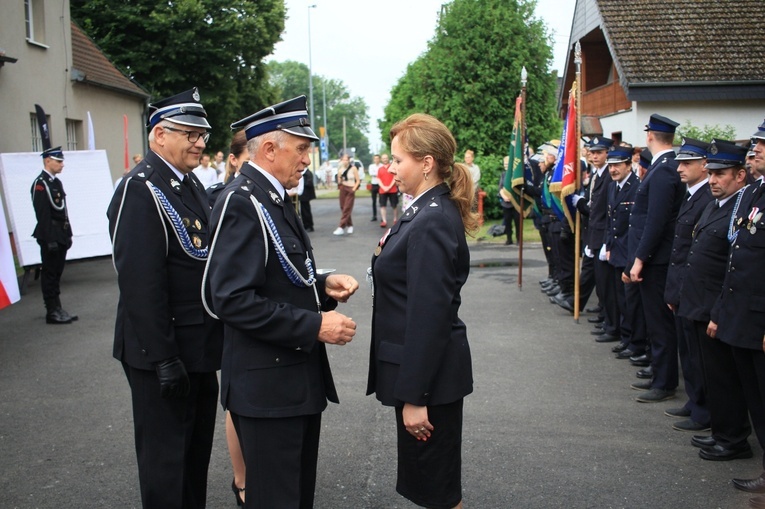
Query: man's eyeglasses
xmin=162 ymin=125 xmax=210 ymax=144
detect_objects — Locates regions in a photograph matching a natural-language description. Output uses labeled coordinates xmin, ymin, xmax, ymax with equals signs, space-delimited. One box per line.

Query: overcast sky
xmin=269 ymin=0 xmax=576 ymax=151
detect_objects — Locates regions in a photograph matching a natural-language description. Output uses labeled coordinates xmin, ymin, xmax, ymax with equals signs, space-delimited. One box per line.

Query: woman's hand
xmin=403 ymin=403 xmax=433 ymax=441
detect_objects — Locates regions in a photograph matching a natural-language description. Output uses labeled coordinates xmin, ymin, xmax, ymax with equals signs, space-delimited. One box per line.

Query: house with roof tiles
xmin=0 ymin=0 xmax=149 ymax=183
xmin=559 ymin=0 xmax=765 ymax=145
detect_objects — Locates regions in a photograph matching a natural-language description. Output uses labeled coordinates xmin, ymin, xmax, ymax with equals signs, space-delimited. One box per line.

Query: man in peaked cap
xmin=603 ymin=145 xmax=647 ymax=364
xmin=663 ymin=138 xmax=714 ymax=432
xmin=571 ymin=137 xmax=618 ymax=335
xmin=107 ymin=87 xmax=223 ymax=509
xmin=674 ymin=140 xmax=753 ymax=465
xmin=31 ymin=147 xmax=77 ymax=324
xmin=205 ymin=95 xmax=360 ymax=508
xmin=706 ymin=127 xmax=765 ymax=505
xmin=627 ymin=113 xmax=686 ymax=404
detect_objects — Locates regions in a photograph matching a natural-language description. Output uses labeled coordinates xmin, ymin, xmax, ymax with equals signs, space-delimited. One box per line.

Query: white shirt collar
xmin=42 ymin=169 xmax=57 ymax=180
xmin=247 ymin=161 xmax=286 ymax=198
xmin=154 ymin=152 xmax=186 ymax=182
xmin=651 ymin=148 xmax=674 ymax=164
xmin=687 ymin=178 xmax=709 ymax=198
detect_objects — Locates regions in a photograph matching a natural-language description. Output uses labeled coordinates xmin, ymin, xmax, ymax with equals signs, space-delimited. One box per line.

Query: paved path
xmin=0 ymin=196 xmax=758 ymax=508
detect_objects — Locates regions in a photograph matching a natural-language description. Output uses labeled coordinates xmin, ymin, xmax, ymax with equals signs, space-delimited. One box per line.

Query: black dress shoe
xmin=544 ymin=285 xmax=561 ymax=296
xmin=370 ymin=217 xmax=377 ymax=222
xmin=664 ymin=406 xmax=691 ymax=418
xmin=636 ymin=388 xmax=675 ymax=403
xmin=46 ymin=308 xmax=72 ymax=324
xmin=699 ymin=443 xmax=753 ymax=461
xmin=595 ymin=333 xmax=619 ymax=343
xmin=636 ymin=367 xmax=653 ymax=379
xmin=630 ymin=380 xmax=652 ymax=391
xmin=59 ymin=308 xmax=78 ymax=321
xmin=672 ymin=419 xmax=710 ymax=432
xmin=591 ymin=329 xmax=607 ymax=336
xmin=691 ymin=435 xmax=716 ymax=448
xmin=615 ymin=349 xmax=636 ymax=359
xmin=630 ymin=354 xmax=651 ymax=367
xmin=593 ymin=323 xmax=605 ymax=330
xmin=585 ymin=305 xmax=603 ymax=313
xmin=554 ymin=294 xmax=574 ymax=312
xmin=587 ymin=316 xmax=604 ymax=323
xmin=734 ymin=473 xmax=765 ymax=493
xmin=539 ymin=277 xmax=553 ymax=285
xmin=612 ymin=343 xmax=629 ymax=353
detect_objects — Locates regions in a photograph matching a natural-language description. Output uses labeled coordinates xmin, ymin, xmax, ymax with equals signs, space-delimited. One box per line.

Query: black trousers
xmin=232 ymin=412 xmax=322 ymax=509
xmin=676 ymin=315 xmax=710 ymax=426
xmin=537 ymin=221 xmax=556 ymax=278
xmin=556 ymin=225 xmax=575 ymax=293
xmin=696 ymin=320 xmax=750 ymax=449
xmin=640 ymin=264 xmax=678 ymax=391
xmin=122 ymin=364 xmax=219 ymax=509
xmin=578 ymin=254 xmax=596 ymax=310
xmin=300 ymin=200 xmax=314 ymax=230
xmin=501 ymin=206 xmax=520 ymax=243
xmin=370 ymin=184 xmax=379 ymax=219
xmin=731 ymin=346 xmax=765 ymax=468
xmin=38 ymin=240 xmax=68 ymax=306
xmin=610 ymin=264 xmax=630 ymax=345
xmin=596 ymin=256 xmax=618 ymax=336
xmin=620 ymin=269 xmax=647 ymax=354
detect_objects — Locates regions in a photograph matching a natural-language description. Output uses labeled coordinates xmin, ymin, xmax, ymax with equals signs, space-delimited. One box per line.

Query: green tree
xmin=380 ymin=0 xmax=559 ymax=190
xmin=70 ymin=0 xmax=284 ymax=152
xmin=674 ymin=121 xmax=738 ymax=145
xmin=268 ymin=60 xmax=371 ymax=162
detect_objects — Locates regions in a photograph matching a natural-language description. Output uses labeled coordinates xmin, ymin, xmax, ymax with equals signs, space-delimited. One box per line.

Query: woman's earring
xmin=424 ymin=172 xmax=429 ymax=180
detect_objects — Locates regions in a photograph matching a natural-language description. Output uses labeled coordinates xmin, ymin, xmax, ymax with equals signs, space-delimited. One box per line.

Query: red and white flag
xmin=0 ymin=194 xmax=21 ymax=310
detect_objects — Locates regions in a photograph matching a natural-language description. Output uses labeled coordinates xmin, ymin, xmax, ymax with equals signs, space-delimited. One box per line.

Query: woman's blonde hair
xmin=389 ymin=113 xmax=479 ymax=234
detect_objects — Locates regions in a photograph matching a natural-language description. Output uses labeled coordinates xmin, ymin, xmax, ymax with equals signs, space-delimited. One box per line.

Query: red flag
xmin=560 ymin=83 xmax=579 ymax=230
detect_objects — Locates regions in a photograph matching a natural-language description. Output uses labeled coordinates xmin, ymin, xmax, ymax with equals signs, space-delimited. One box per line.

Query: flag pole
xmin=573 ymin=42 xmax=583 ymax=323
xmin=518 ymin=66 xmax=528 ymax=291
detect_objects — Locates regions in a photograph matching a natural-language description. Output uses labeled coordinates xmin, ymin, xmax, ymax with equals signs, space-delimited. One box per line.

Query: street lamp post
xmin=308 ymin=4 xmax=317 ymax=172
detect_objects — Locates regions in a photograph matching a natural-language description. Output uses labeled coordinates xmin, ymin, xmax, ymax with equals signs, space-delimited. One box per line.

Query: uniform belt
xmin=51 ymin=219 xmax=69 ymax=229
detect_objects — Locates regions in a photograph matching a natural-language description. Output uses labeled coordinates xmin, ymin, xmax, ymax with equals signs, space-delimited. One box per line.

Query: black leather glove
xmin=47 ymin=242 xmax=59 ymax=252
xmin=154 ymin=357 xmax=190 ymax=399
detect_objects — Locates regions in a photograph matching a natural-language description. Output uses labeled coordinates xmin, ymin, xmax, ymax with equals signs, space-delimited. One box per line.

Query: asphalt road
xmin=0 ymin=196 xmax=759 ymax=509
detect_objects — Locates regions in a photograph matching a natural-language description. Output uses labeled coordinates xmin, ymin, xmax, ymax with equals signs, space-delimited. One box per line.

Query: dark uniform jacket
xmin=677 ymin=194 xmax=739 ymax=323
xmin=605 ymin=172 xmax=639 ymax=268
xmin=665 ymin=182 xmax=713 ymax=306
xmin=31 ymin=171 xmax=73 ymax=247
xmin=576 ymin=165 xmax=611 ymax=251
xmin=367 ymin=183 xmax=473 ymax=407
xmin=626 ymin=150 xmax=683 ymax=272
xmin=712 ymin=182 xmax=765 ymax=350
xmin=107 ymin=151 xmax=223 ymax=373
xmin=206 ymin=161 xmax=339 ymax=418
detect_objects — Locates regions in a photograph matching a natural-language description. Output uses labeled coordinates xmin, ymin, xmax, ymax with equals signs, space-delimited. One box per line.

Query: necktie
xmin=685 ymin=191 xmax=691 ymax=201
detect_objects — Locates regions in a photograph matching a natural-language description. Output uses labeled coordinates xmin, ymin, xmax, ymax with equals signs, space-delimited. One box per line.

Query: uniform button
xmin=275 ymin=357 xmax=280 ymax=363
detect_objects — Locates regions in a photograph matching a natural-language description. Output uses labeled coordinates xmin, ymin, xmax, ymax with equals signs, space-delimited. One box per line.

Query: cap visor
xmin=283 ymin=125 xmax=319 ymax=141
xmin=705 ymin=162 xmax=736 ymax=170
xmin=166 ymin=115 xmax=212 ymax=129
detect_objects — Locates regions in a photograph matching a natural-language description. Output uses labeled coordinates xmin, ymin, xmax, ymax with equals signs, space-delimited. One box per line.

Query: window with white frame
xmin=30 ymin=114 xmax=44 ymax=152
xmin=66 ymin=119 xmax=81 ymax=151
xmin=25 ymin=0 xmax=47 ymax=46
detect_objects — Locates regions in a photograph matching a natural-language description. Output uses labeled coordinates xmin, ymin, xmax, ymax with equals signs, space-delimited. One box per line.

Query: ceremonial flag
xmin=549 ymin=82 xmax=579 ymax=229
xmin=501 ymin=95 xmax=533 ymax=217
xmin=559 ymin=83 xmax=579 ymax=230
xmin=0 ymin=194 xmax=21 ymax=310
xmin=87 ymin=111 xmax=96 ymax=150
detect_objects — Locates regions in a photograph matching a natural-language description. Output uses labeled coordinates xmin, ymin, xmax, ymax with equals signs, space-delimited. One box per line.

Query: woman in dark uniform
xmin=367 ymin=113 xmax=477 ymax=509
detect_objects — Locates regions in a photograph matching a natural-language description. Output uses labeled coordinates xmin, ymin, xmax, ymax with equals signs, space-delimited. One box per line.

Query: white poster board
xmin=0 ymin=151 xmax=115 ymax=267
